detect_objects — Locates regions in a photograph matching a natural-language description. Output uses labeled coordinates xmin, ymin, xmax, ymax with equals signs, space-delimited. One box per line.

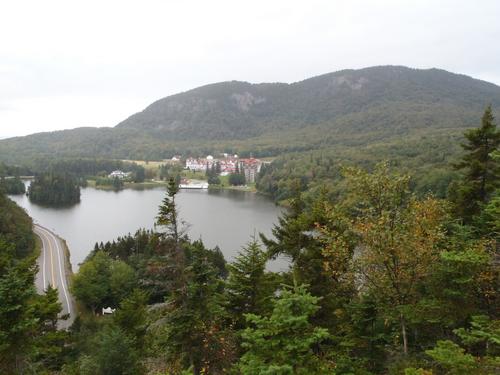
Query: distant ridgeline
xmin=1 ymin=66 xmax=499 ymax=200
xmin=28 ymin=173 xmax=81 ymax=206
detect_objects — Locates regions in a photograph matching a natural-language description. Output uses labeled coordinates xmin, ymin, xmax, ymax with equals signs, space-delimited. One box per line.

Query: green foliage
xmin=425 ymin=243 xmax=493 ymax=326
xmin=262 ymin=186 xmax=356 ymax=328
xmin=30 ymin=285 xmax=68 ymax=371
xmin=454 ymin=315 xmax=500 ymax=356
xmin=0 ymin=176 xmax=26 ymax=195
xmin=95 ymin=176 xmax=125 ymax=190
xmin=451 ymin=105 xmax=500 ymax=223
xmin=156 ymin=240 xmax=234 ymax=374
xmin=0 ymin=193 xmax=35 ymax=258
xmin=228 ymin=172 xmax=246 ymax=186
xmin=77 ymin=325 xmax=142 ymax=375
xmin=2 ymin=104 xmax=498 ymax=373
xmin=72 ymin=251 xmax=112 ymax=313
xmin=0 ymin=161 xmax=31 ymax=177
xmin=0 ymin=251 xmax=38 ymax=371
xmin=156 ymin=177 xmax=182 ymax=244
xmin=0 ymin=190 xmax=65 ymax=373
xmin=238 ymin=284 xmax=330 ymax=374
xmin=1 ymin=67 xmax=497 ymax=204
xmin=133 ymin=166 xmax=146 ymax=182
xmin=109 ymin=260 xmax=137 ymax=304
xmin=28 ymin=172 xmax=81 ymax=205
xmin=114 ymin=289 xmax=149 ymax=349
xmin=342 ymin=163 xmax=447 ymax=355
xmin=72 ymin=251 xmax=136 ymax=313
xmin=426 ymin=340 xmax=477 ymax=374
xmin=225 ymin=239 xmax=275 ymax=329
xmin=478 ymin=190 xmax=500 ymax=238
xmin=256 ymin=132 xmax=463 ymax=203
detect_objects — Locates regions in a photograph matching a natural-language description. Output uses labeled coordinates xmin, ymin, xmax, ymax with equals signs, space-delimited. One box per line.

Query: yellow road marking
xmin=48 ymin=236 xmax=56 ymax=287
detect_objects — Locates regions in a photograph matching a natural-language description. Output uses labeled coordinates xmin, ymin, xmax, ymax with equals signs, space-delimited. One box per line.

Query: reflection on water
xmin=9 ymin=186 xmax=288 ymax=272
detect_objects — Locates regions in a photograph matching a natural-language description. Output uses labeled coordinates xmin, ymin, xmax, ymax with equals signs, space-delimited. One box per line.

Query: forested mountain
xmin=1 ymin=66 xmax=500 ymax=163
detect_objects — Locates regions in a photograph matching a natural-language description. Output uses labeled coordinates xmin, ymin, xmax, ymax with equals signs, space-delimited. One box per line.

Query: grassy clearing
xmin=122 ymin=159 xmax=166 ymax=170
xmin=86 ymin=179 xmax=166 ymax=191
xmin=181 ymin=170 xmax=207 ymax=180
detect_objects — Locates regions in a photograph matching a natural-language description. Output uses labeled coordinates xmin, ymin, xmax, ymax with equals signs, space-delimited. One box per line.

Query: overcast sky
xmin=1 ymin=0 xmax=499 ymax=138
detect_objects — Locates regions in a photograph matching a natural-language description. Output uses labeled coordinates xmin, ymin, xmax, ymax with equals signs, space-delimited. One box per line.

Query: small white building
xmin=185 ymin=158 xmax=208 ymax=171
xmin=108 ymin=170 xmax=130 ymax=179
xmin=102 ymin=307 xmax=116 ymax=315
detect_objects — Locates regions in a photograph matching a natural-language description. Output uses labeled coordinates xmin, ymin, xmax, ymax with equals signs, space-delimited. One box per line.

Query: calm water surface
xmin=9 ymin=186 xmax=288 ymax=272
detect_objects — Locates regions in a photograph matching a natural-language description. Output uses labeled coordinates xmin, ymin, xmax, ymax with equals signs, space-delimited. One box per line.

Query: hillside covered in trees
xmin=0 ymin=191 xmax=66 ymax=373
xmin=1 ymin=115 xmax=496 ymax=374
xmin=1 ymin=66 xmax=499 ymax=165
xmin=28 ymin=173 xmax=81 ymax=206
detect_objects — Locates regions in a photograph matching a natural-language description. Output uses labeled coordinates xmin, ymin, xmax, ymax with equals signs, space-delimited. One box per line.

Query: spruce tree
xmin=225 ymin=239 xmax=274 ymax=329
xmin=238 ymin=284 xmax=330 ymax=374
xmin=161 ymin=241 xmax=234 ymax=374
xmin=156 ymin=177 xmax=182 ymax=244
xmin=452 ymin=105 xmax=500 ymax=222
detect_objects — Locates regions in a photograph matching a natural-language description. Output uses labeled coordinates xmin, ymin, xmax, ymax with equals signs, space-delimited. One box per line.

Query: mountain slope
xmin=1 ymin=66 xmax=499 ymax=163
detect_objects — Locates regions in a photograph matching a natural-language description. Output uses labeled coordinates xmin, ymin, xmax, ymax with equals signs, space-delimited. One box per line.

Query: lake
xmin=9 ymin=186 xmax=288 ymax=272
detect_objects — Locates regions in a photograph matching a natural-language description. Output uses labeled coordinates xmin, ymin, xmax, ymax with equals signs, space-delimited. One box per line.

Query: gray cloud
xmin=1 ymin=0 xmax=499 ymax=137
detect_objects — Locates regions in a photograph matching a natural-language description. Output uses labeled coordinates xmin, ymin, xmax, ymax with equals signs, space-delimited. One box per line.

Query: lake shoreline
xmin=10 ymin=184 xmax=287 ymax=272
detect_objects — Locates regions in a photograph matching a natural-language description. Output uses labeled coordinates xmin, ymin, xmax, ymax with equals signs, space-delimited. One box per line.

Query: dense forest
xmin=0 ymin=162 xmax=32 ymax=177
xmin=0 ymin=110 xmax=495 ymax=374
xmin=0 ymin=190 xmax=65 ymax=373
xmin=0 ymin=177 xmax=26 ymax=195
xmin=28 ymin=173 xmax=81 ymax=206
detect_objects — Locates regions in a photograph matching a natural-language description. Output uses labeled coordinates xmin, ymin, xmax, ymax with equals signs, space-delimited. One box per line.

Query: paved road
xmin=34 ymin=224 xmax=75 ymax=329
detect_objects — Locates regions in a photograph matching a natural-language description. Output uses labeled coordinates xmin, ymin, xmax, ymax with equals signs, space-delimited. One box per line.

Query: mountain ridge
xmin=1 ymin=65 xmax=500 ymax=163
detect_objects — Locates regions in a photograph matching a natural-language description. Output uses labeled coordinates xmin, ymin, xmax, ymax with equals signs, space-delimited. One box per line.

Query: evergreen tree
xmin=156 ymin=177 xmax=182 ymax=245
xmin=133 ymin=166 xmax=146 ymax=183
xmin=114 ymin=289 xmax=149 ymax=352
xmin=0 ymin=250 xmax=38 ymax=372
xmin=159 ymin=241 xmax=234 ymax=374
xmin=238 ymin=284 xmax=330 ymax=374
xmin=261 ymin=186 xmax=350 ymax=328
xmin=80 ymin=325 xmax=142 ymax=375
xmin=225 ymin=239 xmax=274 ymax=329
xmin=31 ymin=285 xmax=68 ymax=371
xmin=451 ymin=105 xmax=500 ymax=222
xmin=154 ymin=177 xmax=187 ymax=299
